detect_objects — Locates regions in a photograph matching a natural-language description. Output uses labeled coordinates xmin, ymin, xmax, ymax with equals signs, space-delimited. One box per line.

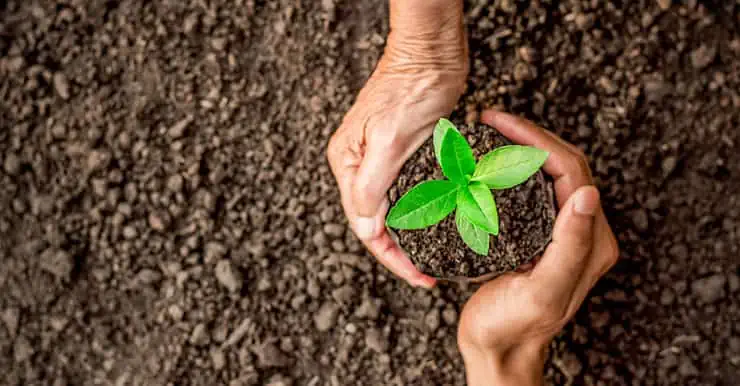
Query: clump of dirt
xmin=389 ymin=122 xmax=556 ymax=280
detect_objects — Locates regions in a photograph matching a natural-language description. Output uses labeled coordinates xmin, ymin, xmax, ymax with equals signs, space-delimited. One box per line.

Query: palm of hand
xmin=459 ymin=272 xmax=567 ymax=353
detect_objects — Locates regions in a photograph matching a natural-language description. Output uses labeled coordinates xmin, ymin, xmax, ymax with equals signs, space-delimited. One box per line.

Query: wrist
xmin=460 ymin=342 xmax=547 ymax=386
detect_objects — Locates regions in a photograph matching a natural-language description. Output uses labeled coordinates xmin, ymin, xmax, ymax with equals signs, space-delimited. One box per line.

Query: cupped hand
xmin=327 ymin=0 xmax=467 ymax=288
xmin=457 ymin=111 xmax=619 ymax=386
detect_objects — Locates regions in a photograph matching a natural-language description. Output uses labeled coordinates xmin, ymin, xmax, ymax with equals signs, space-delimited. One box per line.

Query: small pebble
xmin=253 ymin=342 xmax=290 ymax=368
xmin=518 ymin=46 xmax=538 ymax=63
xmin=168 ymin=304 xmax=184 ymax=321
xmin=662 ymin=156 xmax=678 ymax=177
xmin=690 ymin=44 xmax=716 ymax=70
xmin=354 ymin=297 xmax=381 ymax=320
xmin=211 ymin=349 xmax=226 ymax=370
xmin=122 ymin=225 xmax=138 ymax=239
xmin=168 ymin=117 xmax=192 ymax=139
xmin=691 ymin=274 xmax=727 ymax=304
xmin=678 ymin=357 xmax=699 ymax=377
xmin=190 ymin=323 xmax=210 ymax=346
xmin=86 ymin=150 xmax=110 ymax=173
xmin=215 ymin=259 xmax=243 ymax=293
xmin=148 ymin=211 xmax=170 ymax=232
xmin=1 ymin=308 xmax=20 ymax=337
xmin=424 ymin=309 xmax=441 ymax=331
xmin=167 ymin=174 xmax=184 ymax=193
xmin=3 ymin=153 xmax=21 ymax=175
xmin=14 ymin=336 xmax=34 ymax=363
xmin=314 ymin=302 xmax=339 ymax=332
xmin=39 ymin=248 xmax=74 ymax=280
xmin=266 ymin=374 xmax=293 ymax=386
xmin=365 ymin=328 xmax=388 ymax=353
xmin=442 ymin=308 xmax=458 ymax=325
xmin=51 ymin=124 xmax=66 ymax=139
xmin=204 ymin=242 xmax=228 ymax=264
xmin=53 ymin=72 xmax=70 ymax=100
xmin=323 ymin=223 xmax=345 ymax=238
xmin=631 ymin=209 xmax=649 ymax=232
xmin=211 ymin=37 xmax=227 ymax=51
xmin=135 ymin=269 xmax=162 ymax=286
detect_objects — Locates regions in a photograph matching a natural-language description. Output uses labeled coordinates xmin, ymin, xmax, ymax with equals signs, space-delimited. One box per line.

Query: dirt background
xmin=1 ymin=1 xmax=739 ymax=385
xmin=389 ymin=123 xmax=557 ymax=280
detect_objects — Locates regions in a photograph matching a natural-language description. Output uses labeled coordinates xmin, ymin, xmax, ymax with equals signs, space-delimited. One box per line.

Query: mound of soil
xmin=389 ymin=123 xmax=556 ymax=280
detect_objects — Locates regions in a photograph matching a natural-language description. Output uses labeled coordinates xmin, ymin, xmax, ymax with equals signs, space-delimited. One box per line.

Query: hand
xmin=457 ymin=111 xmax=619 ymax=386
xmin=327 ymin=0 xmax=467 ymax=288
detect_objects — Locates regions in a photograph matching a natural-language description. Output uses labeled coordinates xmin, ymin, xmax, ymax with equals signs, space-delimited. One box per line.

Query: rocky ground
xmin=1 ymin=0 xmax=738 ymax=385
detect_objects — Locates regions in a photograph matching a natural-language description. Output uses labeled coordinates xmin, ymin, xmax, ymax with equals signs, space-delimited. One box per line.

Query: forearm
xmin=390 ymin=0 xmax=464 ymax=38
xmin=385 ymin=0 xmax=467 ymax=73
xmin=460 ymin=343 xmax=547 ymax=386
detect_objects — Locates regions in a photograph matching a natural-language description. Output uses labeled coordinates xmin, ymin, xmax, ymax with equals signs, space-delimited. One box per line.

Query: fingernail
xmin=573 ymin=187 xmax=598 ymax=216
xmin=354 ymin=216 xmax=376 ymax=240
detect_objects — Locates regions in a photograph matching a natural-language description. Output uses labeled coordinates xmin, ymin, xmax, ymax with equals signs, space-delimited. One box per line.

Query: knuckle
xmin=541 ymin=305 xmax=568 ymax=328
xmin=525 ymin=289 xmax=568 ymax=326
xmin=558 ymin=149 xmax=593 ymax=180
xmin=558 ymin=153 xmax=583 ymax=174
xmin=572 ymin=149 xmax=591 ymax=172
xmin=459 ymin=303 xmax=496 ymax=347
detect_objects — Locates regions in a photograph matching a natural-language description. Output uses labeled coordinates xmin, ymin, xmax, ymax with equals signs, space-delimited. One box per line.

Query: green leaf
xmin=433 ymin=118 xmax=459 ymax=165
xmin=468 ymin=181 xmax=499 ymax=236
xmin=440 ymin=129 xmax=475 ymax=185
xmin=386 ymin=180 xmax=459 ymax=230
xmin=472 ymin=145 xmax=549 ymax=189
xmin=456 ymin=186 xmax=497 ymax=234
xmin=455 ymin=211 xmax=489 ymax=255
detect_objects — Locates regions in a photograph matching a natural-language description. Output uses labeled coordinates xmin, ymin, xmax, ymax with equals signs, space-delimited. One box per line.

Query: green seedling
xmin=386 ymin=118 xmax=549 ymax=255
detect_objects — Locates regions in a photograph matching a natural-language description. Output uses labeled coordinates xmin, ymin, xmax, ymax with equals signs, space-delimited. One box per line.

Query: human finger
xmin=479 ymin=110 xmax=592 ymax=206
xmin=351 ymin=130 xmax=409 ymax=235
xmin=327 ymin=131 xmax=436 ymax=288
xmin=567 ymin=210 xmax=619 ymax=308
xmin=530 ymin=186 xmax=599 ymax=301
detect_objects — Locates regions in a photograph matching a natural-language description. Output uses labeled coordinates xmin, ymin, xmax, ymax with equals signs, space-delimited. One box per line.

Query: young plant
xmin=385 ymin=119 xmax=549 ymax=255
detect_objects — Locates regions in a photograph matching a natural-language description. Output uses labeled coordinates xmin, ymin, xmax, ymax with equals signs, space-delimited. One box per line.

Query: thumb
xmin=531 ymin=185 xmax=600 ymax=292
xmin=351 ymin=139 xmax=406 ymax=239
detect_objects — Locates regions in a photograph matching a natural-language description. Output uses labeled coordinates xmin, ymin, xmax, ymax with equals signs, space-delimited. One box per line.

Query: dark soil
xmin=389 ymin=123 xmax=556 ymax=280
xmin=1 ymin=1 xmax=739 ymax=385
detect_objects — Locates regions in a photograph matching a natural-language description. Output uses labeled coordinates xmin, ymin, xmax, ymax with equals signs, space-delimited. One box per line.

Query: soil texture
xmin=1 ymin=1 xmax=739 ymax=385
xmin=389 ymin=123 xmax=556 ymax=280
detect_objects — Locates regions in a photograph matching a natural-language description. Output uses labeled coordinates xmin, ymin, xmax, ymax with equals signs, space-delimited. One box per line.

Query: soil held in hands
xmin=389 ymin=122 xmax=556 ymax=280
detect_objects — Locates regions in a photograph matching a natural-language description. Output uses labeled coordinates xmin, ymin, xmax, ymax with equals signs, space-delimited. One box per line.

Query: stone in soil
xmin=39 ymin=248 xmax=75 ymax=280
xmin=314 ymin=302 xmax=340 ymax=332
xmin=215 ymin=259 xmax=243 ymax=293
xmin=691 ymin=274 xmax=727 ymax=304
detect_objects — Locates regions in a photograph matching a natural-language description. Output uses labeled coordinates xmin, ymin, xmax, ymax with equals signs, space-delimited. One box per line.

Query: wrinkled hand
xmin=327 ymin=0 xmax=467 ymax=288
xmin=457 ymin=111 xmax=619 ymax=386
